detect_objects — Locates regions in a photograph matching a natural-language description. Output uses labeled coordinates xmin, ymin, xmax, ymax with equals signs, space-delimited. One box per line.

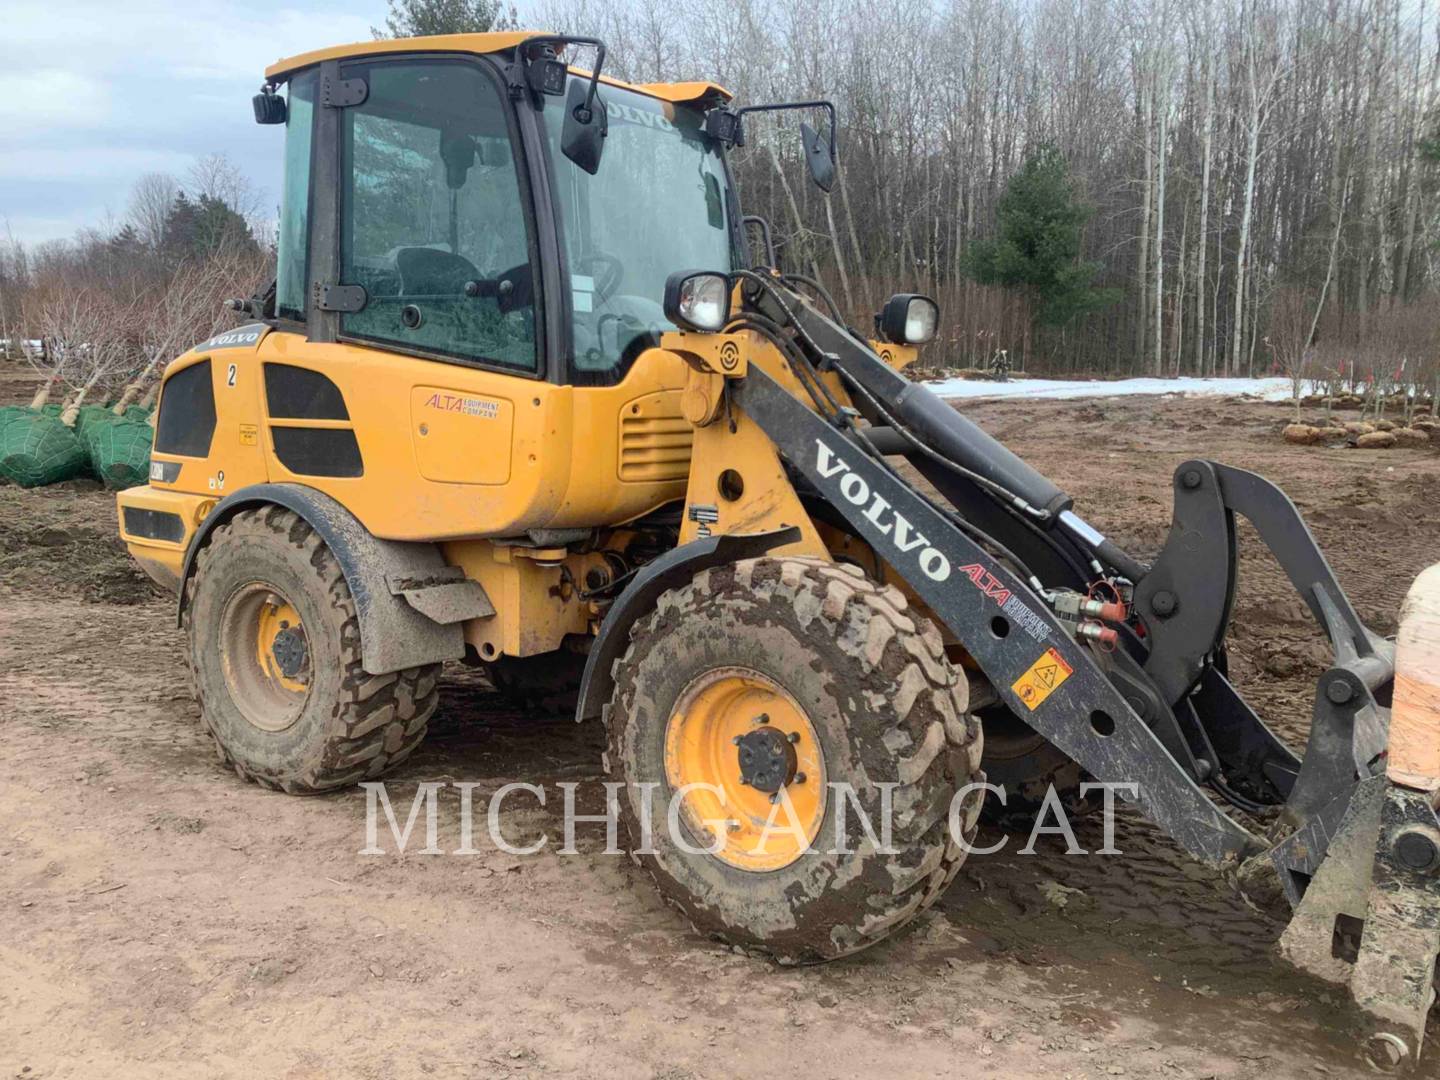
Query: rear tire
xmin=606 ymin=556 xmax=984 ymax=962
xmin=185 ymin=506 xmax=440 ymax=794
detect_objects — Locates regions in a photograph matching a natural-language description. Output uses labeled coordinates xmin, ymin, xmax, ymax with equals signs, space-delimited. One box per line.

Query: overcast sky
xmin=0 ymin=0 xmax=386 ymax=247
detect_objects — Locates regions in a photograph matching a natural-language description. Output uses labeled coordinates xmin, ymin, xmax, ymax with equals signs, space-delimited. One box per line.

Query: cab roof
xmin=264 ymin=31 xmax=731 ymax=105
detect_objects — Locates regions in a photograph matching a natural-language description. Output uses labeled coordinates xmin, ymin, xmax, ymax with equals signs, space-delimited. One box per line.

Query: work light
xmin=663 ymin=271 xmax=731 ymax=333
xmin=879 ymin=294 xmax=939 ymax=345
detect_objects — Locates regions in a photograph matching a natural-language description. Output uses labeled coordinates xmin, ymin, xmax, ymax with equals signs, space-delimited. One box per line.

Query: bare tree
xmin=1268 ymin=285 xmax=1313 ymax=417
xmin=187 ymin=153 xmax=263 ymax=225
xmin=126 ymin=173 xmax=179 ymax=251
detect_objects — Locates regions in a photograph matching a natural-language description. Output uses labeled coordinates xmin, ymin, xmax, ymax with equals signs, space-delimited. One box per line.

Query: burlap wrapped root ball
xmin=0 ymin=409 xmax=88 ymax=487
xmin=85 ymin=416 xmax=154 ymax=490
xmin=1283 ymin=423 xmax=1346 ymax=445
xmin=1393 ymin=427 xmax=1431 ymax=448
xmin=1356 ymin=430 xmax=1397 ymax=449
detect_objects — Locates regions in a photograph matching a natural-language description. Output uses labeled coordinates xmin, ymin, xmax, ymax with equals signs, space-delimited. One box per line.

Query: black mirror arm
xmin=733 ymin=100 xmax=839 ymax=164
xmin=576 ymin=42 xmax=607 ymax=123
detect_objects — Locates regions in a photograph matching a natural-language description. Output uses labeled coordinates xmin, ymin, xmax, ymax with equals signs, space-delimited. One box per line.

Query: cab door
xmin=335 ymin=55 xmax=542 ymax=375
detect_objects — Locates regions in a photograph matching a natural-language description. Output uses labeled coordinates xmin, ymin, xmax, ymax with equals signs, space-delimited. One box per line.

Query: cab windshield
xmin=542 ymin=83 xmax=738 ymax=380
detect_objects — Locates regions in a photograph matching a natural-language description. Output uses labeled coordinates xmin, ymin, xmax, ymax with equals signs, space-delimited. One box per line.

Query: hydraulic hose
xmin=763 ymin=284 xmax=1073 ymax=521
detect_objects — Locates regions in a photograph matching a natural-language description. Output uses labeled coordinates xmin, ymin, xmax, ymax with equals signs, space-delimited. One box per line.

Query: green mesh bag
xmin=72 ymin=404 xmax=117 ymax=441
xmin=123 ymin=405 xmax=152 ymax=422
xmin=0 ymin=409 xmax=88 ymax=487
xmin=87 ymin=416 xmax=154 ymax=490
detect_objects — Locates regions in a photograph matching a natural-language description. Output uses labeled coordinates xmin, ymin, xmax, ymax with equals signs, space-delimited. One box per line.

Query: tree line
xmin=532 ymin=0 xmax=1439 ymax=390
xmin=0 ymin=153 xmax=270 ymax=405
xmin=4 ymin=0 xmax=1436 ymax=397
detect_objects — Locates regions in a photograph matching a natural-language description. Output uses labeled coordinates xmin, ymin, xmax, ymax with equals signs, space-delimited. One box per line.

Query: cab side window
xmin=339 ymin=59 xmax=537 ymax=371
xmin=275 ymin=70 xmax=316 ymax=323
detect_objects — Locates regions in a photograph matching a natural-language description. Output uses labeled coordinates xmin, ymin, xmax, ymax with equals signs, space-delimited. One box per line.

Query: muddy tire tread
xmin=185 ymin=506 xmax=440 ymax=794
xmin=606 ymin=555 xmax=984 ymax=963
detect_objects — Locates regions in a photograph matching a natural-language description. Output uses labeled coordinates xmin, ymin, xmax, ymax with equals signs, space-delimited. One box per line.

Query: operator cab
xmin=261 ymin=33 xmax=750 ymax=387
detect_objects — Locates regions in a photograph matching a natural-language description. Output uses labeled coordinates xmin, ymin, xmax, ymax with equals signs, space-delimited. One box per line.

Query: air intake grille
xmin=618 ymin=415 xmax=692 ymax=482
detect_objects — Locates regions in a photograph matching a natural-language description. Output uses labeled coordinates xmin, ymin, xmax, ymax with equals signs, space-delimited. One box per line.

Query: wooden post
xmin=1390 ymin=563 xmax=1440 ymax=792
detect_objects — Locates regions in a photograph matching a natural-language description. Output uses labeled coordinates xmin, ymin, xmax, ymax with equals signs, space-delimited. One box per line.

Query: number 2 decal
xmin=226 ymin=363 xmax=237 ymax=387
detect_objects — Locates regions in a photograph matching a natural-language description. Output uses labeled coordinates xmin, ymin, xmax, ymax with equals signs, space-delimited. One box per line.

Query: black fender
xmin=575 ymin=526 xmax=801 ymax=722
xmin=175 ymin=482 xmax=468 ymax=676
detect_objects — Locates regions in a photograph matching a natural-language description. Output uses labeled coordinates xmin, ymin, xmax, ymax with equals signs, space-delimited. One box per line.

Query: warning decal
xmin=1010 ymin=647 xmax=1074 ymax=711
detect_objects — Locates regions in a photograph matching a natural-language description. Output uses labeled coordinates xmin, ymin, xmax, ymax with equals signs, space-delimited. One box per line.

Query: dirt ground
xmin=3 ymin=387 xmax=1439 ymax=1079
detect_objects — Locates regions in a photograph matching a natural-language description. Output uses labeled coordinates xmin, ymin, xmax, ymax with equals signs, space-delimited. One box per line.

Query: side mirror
xmin=562 ymin=78 xmax=607 ymax=175
xmin=729 ymin=100 xmax=839 ymax=191
xmin=800 ymin=121 xmax=835 ymax=192
xmin=253 ymin=86 xmax=287 ymax=125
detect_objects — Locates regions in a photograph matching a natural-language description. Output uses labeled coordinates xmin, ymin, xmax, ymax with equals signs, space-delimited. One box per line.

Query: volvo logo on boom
xmin=813 ymin=439 xmax=951 ymax=582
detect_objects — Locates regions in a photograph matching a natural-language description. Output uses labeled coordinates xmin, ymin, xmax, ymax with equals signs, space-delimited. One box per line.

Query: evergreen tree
xmin=106 ymin=224 xmax=146 ymax=262
xmin=160 ymin=192 xmax=200 ymax=263
xmin=371 ymin=0 xmax=514 ymax=39
xmin=161 ymin=191 xmax=257 ymax=265
xmin=1421 ymin=128 xmax=1440 ymax=164
xmin=968 ymin=146 xmax=1119 ymax=327
xmin=193 ymin=195 xmax=256 ymax=256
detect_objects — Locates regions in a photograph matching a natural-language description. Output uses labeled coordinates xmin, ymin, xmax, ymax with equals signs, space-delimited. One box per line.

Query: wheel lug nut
xmin=794 ymin=772 xmax=807 ymax=784
xmin=787 ymin=732 xmax=800 ymax=744
xmin=733 ymin=735 xmax=743 ymax=745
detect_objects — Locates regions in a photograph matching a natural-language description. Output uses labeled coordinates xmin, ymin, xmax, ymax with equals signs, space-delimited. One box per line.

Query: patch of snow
xmin=924 ymin=374 xmax=1294 ymax=402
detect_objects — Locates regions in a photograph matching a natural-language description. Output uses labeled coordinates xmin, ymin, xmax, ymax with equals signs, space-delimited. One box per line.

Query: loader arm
xmin=732 ymin=364 xmax=1262 ymax=866
xmin=657 ymin=271 xmax=1438 ymax=1071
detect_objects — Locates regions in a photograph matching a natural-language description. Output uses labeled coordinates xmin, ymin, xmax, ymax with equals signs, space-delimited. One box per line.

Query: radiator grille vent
xmin=618 ymin=414 xmax=693 ymax=482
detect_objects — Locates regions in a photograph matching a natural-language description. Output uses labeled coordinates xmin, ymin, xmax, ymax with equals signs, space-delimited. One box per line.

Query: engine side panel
xmin=141 ymin=329 xmax=695 ymax=542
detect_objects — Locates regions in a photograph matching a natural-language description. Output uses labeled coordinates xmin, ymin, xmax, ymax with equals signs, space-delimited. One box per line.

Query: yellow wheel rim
xmin=219 ymin=582 xmax=310 ymax=732
xmin=664 ymin=667 xmax=826 ymax=872
xmin=255 ymin=596 xmax=309 ymax=695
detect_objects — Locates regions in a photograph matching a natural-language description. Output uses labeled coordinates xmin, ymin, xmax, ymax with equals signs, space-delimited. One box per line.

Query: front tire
xmin=185 ymin=506 xmax=440 ymax=794
xmin=606 ymin=556 xmax=984 ymax=962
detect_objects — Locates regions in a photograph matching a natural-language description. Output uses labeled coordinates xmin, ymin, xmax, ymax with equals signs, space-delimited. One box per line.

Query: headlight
xmin=879 ymin=294 xmax=939 ymax=345
xmin=663 ymin=270 xmax=731 ymax=333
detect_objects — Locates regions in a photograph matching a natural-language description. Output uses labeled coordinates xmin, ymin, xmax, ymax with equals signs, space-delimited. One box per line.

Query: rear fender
xmin=176 ymin=482 xmax=473 ymax=676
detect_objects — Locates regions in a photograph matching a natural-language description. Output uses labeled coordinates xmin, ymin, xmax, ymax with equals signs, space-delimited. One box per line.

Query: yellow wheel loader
xmin=116 ymin=32 xmax=1440 ymax=1070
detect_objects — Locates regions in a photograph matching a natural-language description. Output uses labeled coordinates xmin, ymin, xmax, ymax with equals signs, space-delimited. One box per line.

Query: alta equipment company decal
xmin=956 ymin=562 xmax=1050 ymax=643
xmin=423 ymin=393 xmax=500 ymax=419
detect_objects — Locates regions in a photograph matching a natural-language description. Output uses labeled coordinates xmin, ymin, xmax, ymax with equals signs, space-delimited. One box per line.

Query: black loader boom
xmin=600 ymin=270 xmax=1440 ymax=1072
